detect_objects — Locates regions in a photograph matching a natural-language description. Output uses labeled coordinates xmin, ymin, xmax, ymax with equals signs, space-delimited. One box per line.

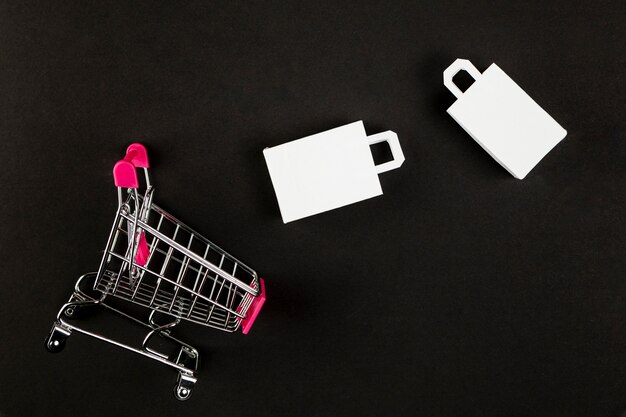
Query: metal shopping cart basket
xmin=45 ymin=143 xmax=266 ymax=400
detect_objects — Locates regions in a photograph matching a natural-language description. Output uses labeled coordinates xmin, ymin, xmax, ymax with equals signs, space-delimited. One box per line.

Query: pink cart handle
xmin=113 ymin=160 xmax=139 ymax=188
xmin=112 ymin=143 xmax=152 ymax=265
xmin=241 ymin=278 xmax=266 ymax=334
xmin=113 ymin=143 xmax=150 ymax=189
xmin=125 ymin=143 xmax=150 ymax=168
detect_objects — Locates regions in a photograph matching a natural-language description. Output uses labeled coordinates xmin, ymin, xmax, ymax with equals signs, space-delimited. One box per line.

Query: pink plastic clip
xmin=241 ymin=278 xmax=266 ymax=334
xmin=113 ymin=160 xmax=139 ymax=188
xmin=135 ymin=232 xmax=150 ymax=266
xmin=125 ymin=143 xmax=150 ymax=168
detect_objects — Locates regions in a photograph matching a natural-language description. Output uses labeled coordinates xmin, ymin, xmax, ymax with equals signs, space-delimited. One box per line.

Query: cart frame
xmin=45 ymin=143 xmax=266 ymax=400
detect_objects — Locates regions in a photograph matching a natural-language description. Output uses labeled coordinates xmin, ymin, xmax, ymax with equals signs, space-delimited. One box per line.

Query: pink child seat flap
xmin=241 ymin=278 xmax=266 ymax=334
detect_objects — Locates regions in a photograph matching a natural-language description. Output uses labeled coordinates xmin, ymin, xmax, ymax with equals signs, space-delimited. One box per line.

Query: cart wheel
xmin=174 ymin=385 xmax=192 ymax=401
xmin=63 ymin=305 xmax=78 ymax=318
xmin=174 ymin=373 xmax=196 ymax=401
xmin=45 ymin=325 xmax=70 ymax=353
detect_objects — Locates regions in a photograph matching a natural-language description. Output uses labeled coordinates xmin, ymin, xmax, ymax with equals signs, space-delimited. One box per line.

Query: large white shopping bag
xmin=263 ymin=120 xmax=405 ymax=223
xmin=444 ymin=59 xmax=567 ymax=179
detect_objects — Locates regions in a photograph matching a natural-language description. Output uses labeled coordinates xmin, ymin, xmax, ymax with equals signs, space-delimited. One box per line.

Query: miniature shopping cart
xmin=45 ymin=143 xmax=266 ymax=400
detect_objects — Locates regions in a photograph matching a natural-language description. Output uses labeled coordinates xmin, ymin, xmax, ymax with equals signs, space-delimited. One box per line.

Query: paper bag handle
xmin=367 ymin=131 xmax=405 ymax=174
xmin=443 ymin=59 xmax=482 ymax=99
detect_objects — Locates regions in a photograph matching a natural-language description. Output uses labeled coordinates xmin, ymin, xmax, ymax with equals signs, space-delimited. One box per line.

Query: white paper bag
xmin=263 ymin=121 xmax=405 ymax=223
xmin=444 ymin=59 xmax=567 ymax=179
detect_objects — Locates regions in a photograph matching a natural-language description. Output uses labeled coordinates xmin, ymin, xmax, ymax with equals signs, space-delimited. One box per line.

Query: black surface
xmin=0 ymin=1 xmax=624 ymax=416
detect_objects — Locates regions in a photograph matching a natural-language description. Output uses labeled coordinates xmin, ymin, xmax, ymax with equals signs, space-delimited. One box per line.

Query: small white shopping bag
xmin=263 ymin=120 xmax=405 ymax=223
xmin=444 ymin=59 xmax=567 ymax=179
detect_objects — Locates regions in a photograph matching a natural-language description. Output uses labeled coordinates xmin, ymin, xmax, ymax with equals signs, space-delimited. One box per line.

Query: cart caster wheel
xmin=174 ymin=373 xmax=196 ymax=401
xmin=63 ymin=306 xmax=78 ymax=318
xmin=45 ymin=326 xmax=70 ymax=353
xmin=174 ymin=385 xmax=192 ymax=401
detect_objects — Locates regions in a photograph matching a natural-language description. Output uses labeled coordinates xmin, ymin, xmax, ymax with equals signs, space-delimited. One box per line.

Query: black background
xmin=0 ymin=1 xmax=624 ymax=416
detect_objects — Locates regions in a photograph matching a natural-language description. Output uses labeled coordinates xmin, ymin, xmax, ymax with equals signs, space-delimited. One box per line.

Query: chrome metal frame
xmin=46 ymin=273 xmax=198 ymax=400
